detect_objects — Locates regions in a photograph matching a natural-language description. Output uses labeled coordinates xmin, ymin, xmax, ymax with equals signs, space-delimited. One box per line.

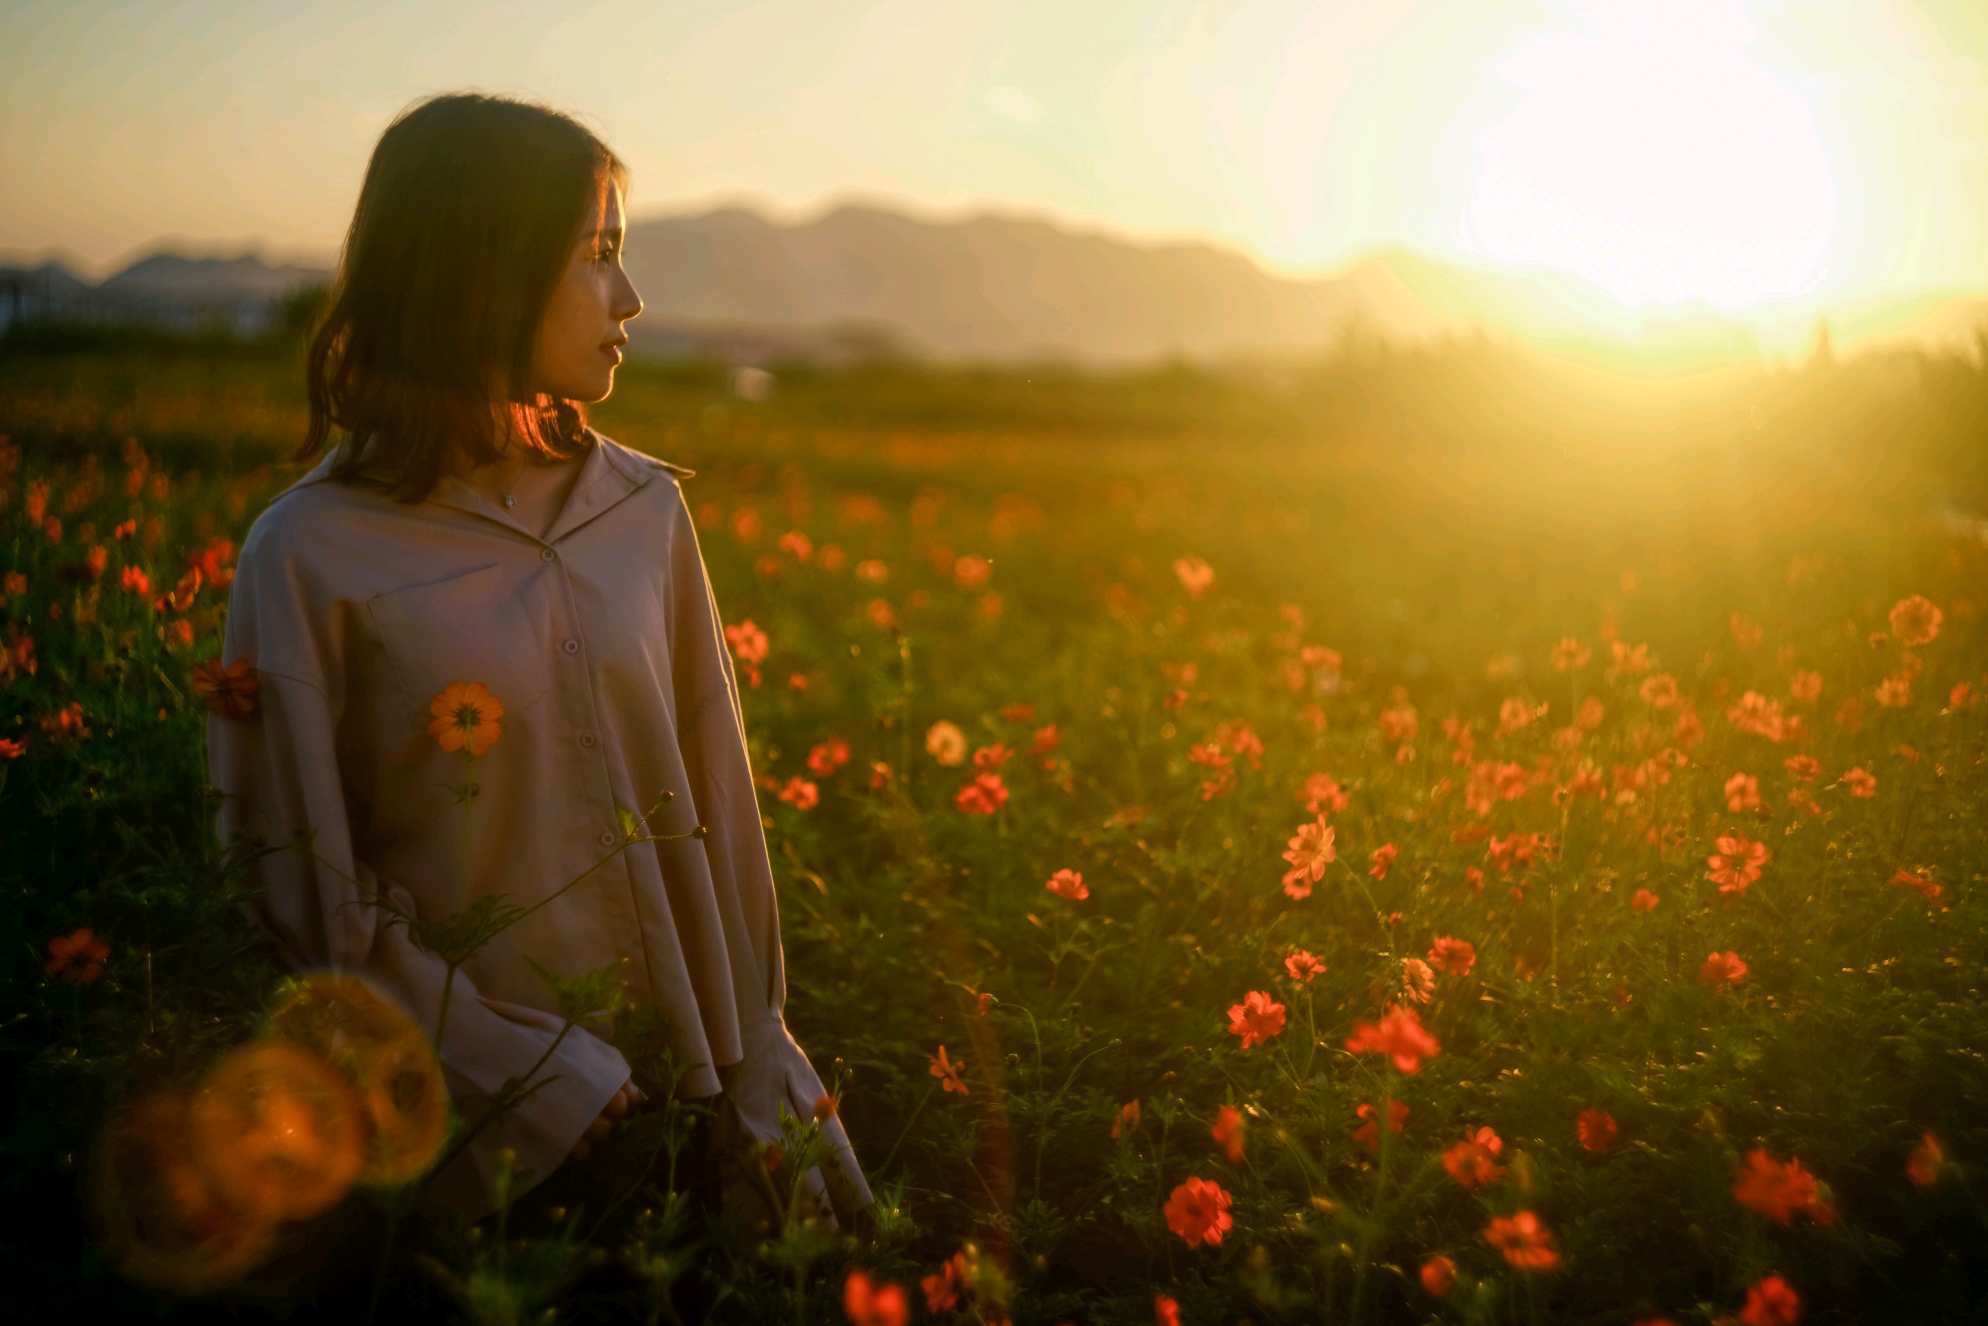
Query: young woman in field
xmin=206 ymin=93 xmax=872 ymax=1227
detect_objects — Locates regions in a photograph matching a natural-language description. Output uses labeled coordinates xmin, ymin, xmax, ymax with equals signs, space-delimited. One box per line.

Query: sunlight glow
xmin=1460 ymin=0 xmax=1839 ymax=309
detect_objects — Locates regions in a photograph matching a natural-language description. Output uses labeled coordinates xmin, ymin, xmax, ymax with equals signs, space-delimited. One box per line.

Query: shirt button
xmin=598 ymin=830 xmax=616 ymax=847
xmin=562 ymin=638 xmax=580 ymax=654
xmin=580 ymin=733 xmax=596 ymax=748
xmin=540 ymin=548 xmax=555 ymax=562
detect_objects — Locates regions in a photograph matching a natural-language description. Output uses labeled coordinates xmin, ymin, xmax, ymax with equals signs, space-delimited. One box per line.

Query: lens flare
xmin=190 ymin=1041 xmax=366 ymax=1221
xmin=265 ymin=971 xmax=449 ymax=1185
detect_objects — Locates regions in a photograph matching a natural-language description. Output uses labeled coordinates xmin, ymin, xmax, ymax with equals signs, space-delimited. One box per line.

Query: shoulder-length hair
xmin=298 ymin=93 xmax=626 ymax=502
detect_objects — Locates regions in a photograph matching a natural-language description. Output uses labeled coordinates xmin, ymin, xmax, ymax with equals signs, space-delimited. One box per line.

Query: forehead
xmin=582 ymin=181 xmax=626 ymax=234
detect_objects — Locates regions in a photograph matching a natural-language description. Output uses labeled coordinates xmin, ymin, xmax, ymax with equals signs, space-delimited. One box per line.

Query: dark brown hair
xmin=298 ymin=93 xmax=627 ymax=502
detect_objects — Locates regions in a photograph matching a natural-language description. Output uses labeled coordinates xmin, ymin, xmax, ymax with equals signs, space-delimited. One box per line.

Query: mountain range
xmin=5 ymin=204 xmax=1984 ymax=365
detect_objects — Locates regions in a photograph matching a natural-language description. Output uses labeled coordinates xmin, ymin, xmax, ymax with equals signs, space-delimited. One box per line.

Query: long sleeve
xmin=208 ymin=547 xmax=630 ymax=1220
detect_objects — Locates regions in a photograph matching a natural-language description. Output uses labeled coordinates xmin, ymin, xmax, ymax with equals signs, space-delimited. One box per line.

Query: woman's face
xmin=532 ymin=181 xmax=642 ymax=404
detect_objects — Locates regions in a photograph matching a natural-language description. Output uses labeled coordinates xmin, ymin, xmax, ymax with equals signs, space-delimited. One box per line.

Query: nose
xmin=613 ymin=265 xmax=642 ymax=325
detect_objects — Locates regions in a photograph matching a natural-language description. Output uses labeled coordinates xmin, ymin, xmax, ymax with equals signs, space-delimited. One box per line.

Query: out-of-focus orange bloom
xmin=156 ymin=566 xmax=203 ymax=613
xmin=1419 ymin=1255 xmax=1456 ymax=1297
xmin=1730 ymin=613 xmax=1764 ymax=649
xmin=193 ymin=657 xmax=260 ymax=721
xmin=1789 ymin=669 xmax=1822 ymax=702
xmin=119 ymin=564 xmax=151 ymax=596
xmin=1369 ymin=842 xmax=1399 ymax=880
xmin=777 ymin=530 xmax=813 ymax=561
xmin=777 ymin=776 xmax=818 ymax=810
xmin=722 ymin=618 xmax=769 ymax=665
xmin=1345 ymin=1004 xmax=1441 ymax=1074
xmin=843 ymin=1270 xmax=908 ymax=1326
xmin=427 ymin=681 xmax=503 ymax=756
xmin=1045 ymin=868 xmax=1088 ymax=901
xmin=921 ymin=1252 xmax=966 ymax=1314
xmin=1029 ymin=723 xmax=1061 ymax=759
xmin=1401 ymin=957 xmax=1435 ymax=1004
xmin=1907 ymin=1132 xmax=1947 ymax=1187
xmin=1285 ymin=949 xmax=1325 ymax=984
xmin=46 ymin=927 xmax=111 ymax=982
xmin=1111 ymin=1099 xmax=1140 ymax=1139
xmin=1632 ymin=888 xmax=1660 ymax=913
xmin=1498 ymin=696 xmax=1546 ymax=736
xmin=1301 ymin=772 xmax=1349 ymax=814
xmin=1155 ymin=1293 xmax=1182 ymax=1326
xmin=1172 ymin=556 xmax=1215 ymax=598
xmin=1875 ymin=674 xmax=1913 ymax=708
xmin=1163 ymin=1175 xmax=1233 ymax=1247
xmin=1699 ymin=950 xmax=1748 ymax=992
xmin=1639 ymin=673 xmax=1679 ymax=708
xmin=953 ymin=554 xmax=992 ymax=589
xmin=1889 ymin=595 xmax=1942 ymax=646
xmin=925 ymin=720 xmax=967 ymax=765
xmin=869 ymin=760 xmax=893 ymax=788
xmin=1727 ymin=691 xmax=1787 ymax=741
xmin=1725 ymin=773 xmax=1760 ymax=811
xmin=1734 ymin=1150 xmax=1832 ymax=1224
xmin=1354 ymin=1099 xmax=1409 ymax=1150
xmin=0 ymin=737 xmax=23 ymax=759
xmin=1428 ymin=936 xmax=1475 ymax=976
xmin=1577 ymin=1108 xmax=1618 ymax=1153
xmin=1443 ymin=1132 xmax=1506 ymax=1188
xmin=805 ymin=737 xmax=851 ymax=776
xmin=190 ymin=1042 xmax=365 ymax=1221
xmin=1227 ymin=991 xmax=1287 ymax=1049
xmin=1891 ymin=868 xmax=1942 ymax=903
xmin=976 ymin=991 xmax=994 ymax=1016
xmin=1843 ymin=766 xmax=1877 ymax=797
xmin=1783 ymin=754 xmax=1820 ymax=782
xmin=1551 ymin=637 xmax=1590 ymax=670
xmin=929 ymin=1046 xmax=969 ymax=1095
xmin=40 ymin=701 xmax=89 ymax=742
xmin=954 ymin=773 xmax=1008 ymax=814
xmin=1707 ymin=834 xmax=1769 ymax=896
xmin=1211 ymin=1105 xmax=1246 ymax=1162
xmin=1484 ymin=1211 xmax=1560 ymax=1271
xmin=164 ymin=619 xmax=195 ymax=650
xmin=1379 ymin=706 xmax=1418 ymax=745
xmin=1834 ymin=697 xmax=1864 ymax=732
xmin=971 ymin=742 xmax=1013 ymax=771
xmin=1950 ymin=681 xmax=1975 ymax=710
xmin=1739 ymin=1274 xmax=1802 ymax=1326
xmin=1607 ymin=640 xmax=1651 ymax=678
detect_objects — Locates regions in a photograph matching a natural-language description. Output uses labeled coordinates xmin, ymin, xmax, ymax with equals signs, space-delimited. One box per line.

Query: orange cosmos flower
xmin=1950 ymin=681 xmax=1974 ymax=711
xmin=1906 ymin=1132 xmax=1947 ymax=1187
xmin=1733 ymin=1150 xmax=1831 ymax=1224
xmin=1483 ymin=1211 xmax=1560 ymax=1272
xmin=1369 ymin=842 xmax=1399 ymax=880
xmin=1210 ymin=1105 xmax=1246 ymax=1162
xmin=1577 ymin=1108 xmax=1618 ymax=1153
xmin=1783 ymin=754 xmax=1819 ymax=782
xmin=192 ymin=657 xmax=260 ymax=721
xmin=1442 ymin=1133 xmax=1506 ymax=1188
xmin=1281 ymin=818 xmax=1335 ymax=898
xmin=921 ymin=1252 xmax=966 ymax=1314
xmin=1285 ymin=949 xmax=1325 ymax=984
xmin=869 ymin=760 xmax=894 ymax=788
xmin=1301 ymin=772 xmax=1350 ymax=813
xmin=1789 ymin=669 xmax=1822 ymax=702
xmin=119 ymin=564 xmax=151 ymax=596
xmin=46 ymin=927 xmax=111 ymax=982
xmin=1550 ymin=637 xmax=1590 ymax=671
xmin=928 ymin=1046 xmax=969 ymax=1095
xmin=1638 ymin=673 xmax=1680 ymax=708
xmin=722 ymin=619 xmax=769 ymax=665
xmin=954 ymin=773 xmax=1008 ymax=814
xmin=1632 ymin=888 xmax=1660 ymax=913
xmin=1707 ymin=834 xmax=1769 ymax=896
xmin=805 ymin=737 xmax=851 ymax=776
xmin=426 ymin=682 xmax=503 ymax=757
xmin=925 ymin=720 xmax=967 ymax=765
xmin=1030 ymin=723 xmax=1061 ymax=758
xmin=777 ymin=777 xmax=818 ymax=810
xmin=1842 ymin=766 xmax=1877 ymax=798
xmin=1045 ymin=868 xmax=1088 ymax=901
xmin=1155 ymin=1293 xmax=1182 ymax=1326
xmin=1401 ymin=957 xmax=1435 ymax=1004
xmin=1163 ymin=1176 xmax=1233 ymax=1247
xmin=1699 ymin=950 xmax=1748 ymax=992
xmin=1428 ymin=936 xmax=1475 ymax=976
xmin=1607 ymin=639 xmax=1652 ymax=679
xmin=1419 ymin=1255 xmax=1456 ymax=1297
xmin=843 ymin=1271 xmax=908 ymax=1326
xmin=1110 ymin=1100 xmax=1140 ymax=1140
xmin=1725 ymin=773 xmax=1760 ymax=812
xmin=1890 ymin=868 xmax=1941 ymax=903
xmin=1172 ymin=556 xmax=1216 ymax=599
xmin=1888 ymin=595 xmax=1942 ymax=647
xmin=1738 ymin=1274 xmax=1801 ymax=1326
xmin=1226 ymin=991 xmax=1287 ymax=1049
xmin=1344 ymin=1004 xmax=1441 ymax=1074
xmin=976 ymin=991 xmax=994 ymax=1015
xmin=971 ymin=742 xmax=1013 ymax=771
xmin=1379 ymin=706 xmax=1418 ymax=744
xmin=1730 ymin=613 xmax=1764 ymax=649
xmin=0 ymin=738 xmax=23 ymax=759
xmin=1353 ymin=1100 xmax=1409 ymax=1150
xmin=1727 ymin=691 xmax=1787 ymax=741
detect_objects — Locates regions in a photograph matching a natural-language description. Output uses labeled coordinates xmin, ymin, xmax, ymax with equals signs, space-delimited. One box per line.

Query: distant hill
xmin=0 ymin=250 xmax=326 ymax=336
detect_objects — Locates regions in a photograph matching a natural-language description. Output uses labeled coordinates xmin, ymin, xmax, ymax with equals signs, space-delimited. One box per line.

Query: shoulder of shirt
xmin=592 ymin=430 xmax=696 ymax=482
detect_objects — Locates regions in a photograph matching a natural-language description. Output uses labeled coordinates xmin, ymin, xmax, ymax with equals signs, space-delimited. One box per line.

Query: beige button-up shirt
xmin=208 ymin=429 xmax=871 ymax=1218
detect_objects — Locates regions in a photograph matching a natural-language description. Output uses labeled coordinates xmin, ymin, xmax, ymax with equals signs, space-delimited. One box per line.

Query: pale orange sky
xmin=4 ymin=0 xmax=1986 ymax=310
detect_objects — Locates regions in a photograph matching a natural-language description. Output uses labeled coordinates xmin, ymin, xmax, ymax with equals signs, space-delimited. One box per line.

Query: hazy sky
xmin=5 ymin=0 xmax=1986 ymax=308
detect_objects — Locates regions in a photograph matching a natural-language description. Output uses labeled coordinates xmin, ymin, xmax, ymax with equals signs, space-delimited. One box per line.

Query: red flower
xmin=977 ymin=992 xmax=995 ymax=1016
xmin=1707 ymin=834 xmax=1769 ymax=896
xmin=1154 ymin=1294 xmax=1182 ymax=1326
xmin=722 ymin=619 xmax=769 ymax=666
xmin=1419 ymin=1255 xmax=1456 ymax=1297
xmin=1045 ymin=868 xmax=1088 ymax=901
xmin=920 ymin=1252 xmax=966 ymax=1314
xmin=1733 ymin=1150 xmax=1830 ymax=1224
xmin=1551 ymin=637 xmax=1591 ymax=671
xmin=45 ymin=928 xmax=110 ymax=983
xmin=778 ymin=777 xmax=819 ymax=810
xmin=1211 ymin=1105 xmax=1246 ymax=1162
xmin=1302 ymin=772 xmax=1350 ymax=814
xmin=1739 ymin=1274 xmax=1802 ymax=1326
xmin=1353 ymin=1100 xmax=1409 ymax=1150
xmin=1890 ymin=868 xmax=1942 ymax=903
xmin=1699 ymin=950 xmax=1748 ymax=992
xmin=1030 ymin=723 xmax=1062 ymax=757
xmin=954 ymin=773 xmax=1008 ymax=814
xmin=1577 ymin=1108 xmax=1618 ymax=1153
xmin=1163 ymin=1176 xmax=1233 ymax=1248
xmin=1888 ymin=595 xmax=1942 ymax=647
xmin=0 ymin=738 xmax=23 ymax=760
xmin=1344 ymin=1004 xmax=1441 ymax=1074
xmin=1111 ymin=1100 xmax=1140 ymax=1140
xmin=806 ymin=737 xmax=851 ymax=776
xmin=1368 ymin=842 xmax=1399 ymax=880
xmin=119 ymin=564 xmax=151 ymax=596
xmin=1442 ymin=1132 xmax=1506 ymax=1187
xmin=1725 ymin=773 xmax=1760 ymax=811
xmin=928 ymin=1046 xmax=969 ymax=1095
xmin=1428 ymin=936 xmax=1475 ymax=976
xmin=1907 ymin=1131 xmax=1947 ymax=1187
xmin=1284 ymin=949 xmax=1325 ymax=984
xmin=1483 ymin=1211 xmax=1560 ymax=1272
xmin=971 ymin=743 xmax=1013 ymax=771
xmin=1227 ymin=991 xmax=1287 ymax=1049
xmin=1632 ymin=888 xmax=1660 ymax=913
xmin=1280 ymin=817 xmax=1336 ymax=899
xmin=843 ymin=1270 xmax=908 ymax=1326
xmin=1842 ymin=766 xmax=1877 ymax=798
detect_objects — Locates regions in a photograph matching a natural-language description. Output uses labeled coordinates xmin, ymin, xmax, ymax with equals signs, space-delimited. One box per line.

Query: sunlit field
xmin=3 ymin=337 xmax=1986 ymax=1324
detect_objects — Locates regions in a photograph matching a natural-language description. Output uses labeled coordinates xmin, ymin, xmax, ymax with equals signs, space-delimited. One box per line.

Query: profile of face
xmin=531 ymin=182 xmax=642 ymax=404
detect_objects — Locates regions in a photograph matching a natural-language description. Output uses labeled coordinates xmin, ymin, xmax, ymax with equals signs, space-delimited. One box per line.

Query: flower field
xmin=3 ymin=343 xmax=1986 ymax=1324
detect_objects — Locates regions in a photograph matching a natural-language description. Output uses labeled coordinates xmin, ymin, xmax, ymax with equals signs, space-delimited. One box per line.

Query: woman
xmin=207 ymin=93 xmax=872 ymax=1226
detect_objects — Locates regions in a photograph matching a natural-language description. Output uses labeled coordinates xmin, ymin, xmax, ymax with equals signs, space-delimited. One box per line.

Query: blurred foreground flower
xmin=1111 ymin=1100 xmax=1140 ymax=1140
xmin=1172 ymin=556 xmax=1215 ymax=599
xmin=1888 ymin=595 xmax=1941 ymax=647
xmin=46 ymin=927 xmax=111 ymax=983
xmin=954 ymin=773 xmax=1008 ymax=814
xmin=1443 ymin=1129 xmax=1505 ymax=1187
xmin=1345 ymin=1004 xmax=1440 ymax=1073
xmin=920 ymin=1252 xmax=966 ymax=1313
xmin=1045 ymin=868 xmax=1088 ymax=900
xmin=843 ymin=1270 xmax=908 ymax=1326
xmin=1211 ymin=1105 xmax=1246 ymax=1162
xmin=1739 ymin=1274 xmax=1802 ymax=1326
xmin=1163 ymin=1176 xmax=1233 ymax=1247
xmin=1699 ymin=951 xmax=1749 ymax=992
xmin=929 ymin=1045 xmax=968 ymax=1095
xmin=1734 ymin=1150 xmax=1834 ymax=1224
xmin=1354 ymin=1100 xmax=1409 ymax=1150
xmin=1155 ymin=1293 xmax=1182 ymax=1326
xmin=192 ymin=657 xmax=260 ymax=721
xmin=925 ymin=720 xmax=966 ymax=765
xmin=1420 ymin=1255 xmax=1456 ymax=1296
xmin=190 ymin=1042 xmax=365 ymax=1221
xmin=1484 ymin=1211 xmax=1559 ymax=1271
xmin=1906 ymin=1132 xmax=1947 ymax=1187
xmin=1577 ymin=1108 xmax=1619 ymax=1153
xmin=1428 ymin=936 xmax=1475 ymax=976
xmin=427 ymin=681 xmax=503 ymax=756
